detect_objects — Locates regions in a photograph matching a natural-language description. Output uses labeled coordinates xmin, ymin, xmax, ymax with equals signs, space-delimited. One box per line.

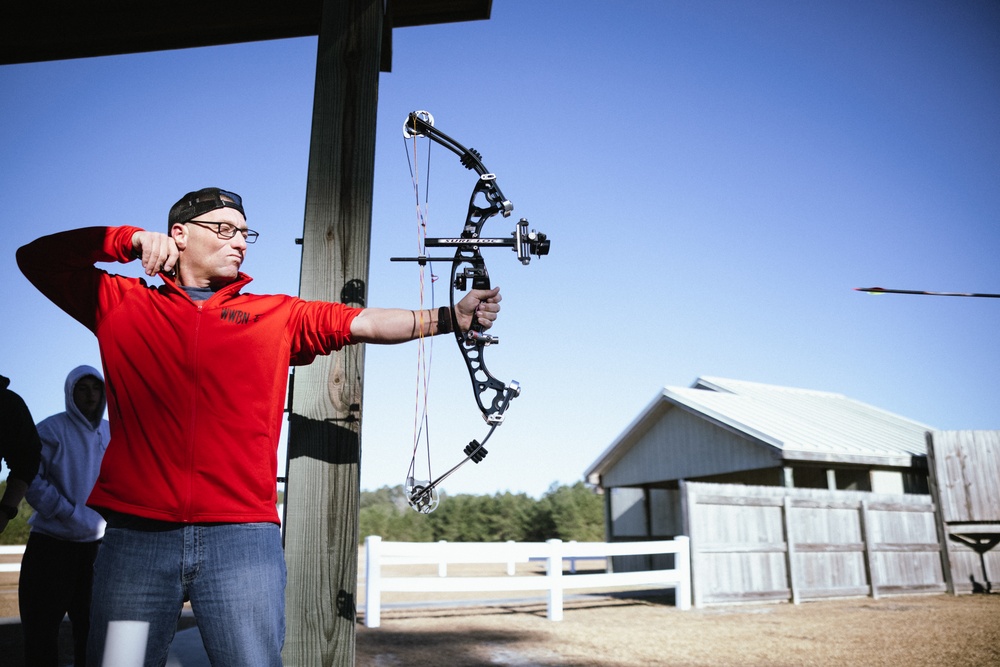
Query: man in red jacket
xmin=18 ymin=187 xmax=501 ymax=666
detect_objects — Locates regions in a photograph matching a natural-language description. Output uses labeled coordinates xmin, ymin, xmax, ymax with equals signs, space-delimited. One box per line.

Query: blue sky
xmin=2 ymin=1 xmax=998 ymax=499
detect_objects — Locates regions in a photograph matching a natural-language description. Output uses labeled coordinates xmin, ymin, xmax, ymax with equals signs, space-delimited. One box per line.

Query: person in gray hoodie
xmin=19 ymin=365 xmax=110 ymax=667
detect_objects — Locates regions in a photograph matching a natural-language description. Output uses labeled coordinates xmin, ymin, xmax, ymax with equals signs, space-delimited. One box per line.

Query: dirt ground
xmin=4 ymin=551 xmax=1000 ymax=666
xmin=355 ymin=593 xmax=1000 ymax=667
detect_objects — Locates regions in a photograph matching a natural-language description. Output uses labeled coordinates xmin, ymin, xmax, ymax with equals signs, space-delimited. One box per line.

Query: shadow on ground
xmin=0 ymin=616 xmax=199 ymax=667
xmin=356 ymin=591 xmax=681 ymax=666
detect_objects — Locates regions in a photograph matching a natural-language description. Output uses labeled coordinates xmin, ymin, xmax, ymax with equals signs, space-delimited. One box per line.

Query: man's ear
xmin=170 ymin=223 xmax=188 ymax=250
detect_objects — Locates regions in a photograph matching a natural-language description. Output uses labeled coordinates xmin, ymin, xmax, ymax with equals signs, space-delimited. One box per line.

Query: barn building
xmin=586 ymin=376 xmax=932 ymax=539
xmin=583 ymin=377 xmax=986 ymax=606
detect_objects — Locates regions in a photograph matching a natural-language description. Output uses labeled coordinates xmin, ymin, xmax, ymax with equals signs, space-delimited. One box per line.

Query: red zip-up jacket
xmin=17 ymin=226 xmax=362 ymax=524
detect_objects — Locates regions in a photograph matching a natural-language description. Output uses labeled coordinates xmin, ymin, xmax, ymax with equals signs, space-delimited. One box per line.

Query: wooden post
xmin=282 ymin=0 xmax=383 ymax=664
xmin=783 ymin=496 xmax=801 ymax=604
xmin=925 ymin=431 xmax=957 ymax=594
xmin=859 ymin=499 xmax=879 ymax=599
xmin=680 ymin=480 xmax=702 ymax=608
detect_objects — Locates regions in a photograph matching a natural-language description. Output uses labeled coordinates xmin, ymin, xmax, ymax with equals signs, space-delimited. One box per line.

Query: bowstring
xmin=404 ymin=127 xmax=437 ymax=491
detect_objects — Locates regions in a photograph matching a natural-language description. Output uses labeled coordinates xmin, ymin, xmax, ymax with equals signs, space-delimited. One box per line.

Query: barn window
xmin=609 ymin=487 xmax=647 ymax=537
xmin=834 ymin=469 xmax=872 ymax=491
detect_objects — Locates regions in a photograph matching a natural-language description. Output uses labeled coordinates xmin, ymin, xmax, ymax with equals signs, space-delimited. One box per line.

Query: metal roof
xmin=585 ymin=376 xmax=936 ymax=482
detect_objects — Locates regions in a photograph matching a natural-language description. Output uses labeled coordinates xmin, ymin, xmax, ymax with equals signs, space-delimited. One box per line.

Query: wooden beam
xmin=281 ymin=0 xmax=381 ymax=663
xmin=0 ymin=0 xmax=491 ymax=67
xmin=0 ymin=1 xmax=322 ymax=65
xmin=390 ymin=0 xmax=492 ymax=27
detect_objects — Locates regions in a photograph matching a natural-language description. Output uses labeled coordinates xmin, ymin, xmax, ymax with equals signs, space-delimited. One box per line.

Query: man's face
xmin=171 ymin=206 xmax=249 ymax=288
xmin=73 ymin=375 xmax=104 ymax=421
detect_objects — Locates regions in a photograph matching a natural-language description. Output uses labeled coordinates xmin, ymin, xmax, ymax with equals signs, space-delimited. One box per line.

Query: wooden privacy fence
xmin=363 ymin=536 xmax=691 ymax=627
xmin=682 ymin=482 xmax=946 ymax=606
xmin=927 ymin=430 xmax=1000 ymax=594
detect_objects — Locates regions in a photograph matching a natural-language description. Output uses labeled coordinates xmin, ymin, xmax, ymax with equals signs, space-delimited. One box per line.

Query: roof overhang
xmin=0 ymin=0 xmax=492 ymax=70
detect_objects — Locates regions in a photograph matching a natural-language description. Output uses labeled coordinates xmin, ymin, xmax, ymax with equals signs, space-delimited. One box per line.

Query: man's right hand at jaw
xmin=131 ymin=231 xmax=179 ymax=276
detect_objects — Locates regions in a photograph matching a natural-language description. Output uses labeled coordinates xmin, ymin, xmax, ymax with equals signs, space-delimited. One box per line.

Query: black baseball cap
xmin=168 ymin=187 xmax=246 ymax=230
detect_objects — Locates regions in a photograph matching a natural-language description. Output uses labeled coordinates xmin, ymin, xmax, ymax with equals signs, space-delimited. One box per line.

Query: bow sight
xmin=420 ymin=218 xmax=550 ymax=270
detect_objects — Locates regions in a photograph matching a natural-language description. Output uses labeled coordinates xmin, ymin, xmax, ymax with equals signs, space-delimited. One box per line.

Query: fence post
xmin=437 ymin=540 xmax=448 ymax=577
xmin=546 ymin=538 xmax=563 ymax=621
xmin=675 ymin=535 xmax=691 ymax=610
xmin=783 ymin=496 xmax=801 ymax=604
xmin=506 ymin=540 xmax=516 ymax=575
xmin=364 ymin=535 xmax=381 ymax=628
xmin=859 ymin=500 xmax=879 ymax=599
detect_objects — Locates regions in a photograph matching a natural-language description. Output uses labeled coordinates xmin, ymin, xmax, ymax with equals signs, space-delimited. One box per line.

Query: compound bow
xmin=391 ymin=111 xmax=550 ymax=512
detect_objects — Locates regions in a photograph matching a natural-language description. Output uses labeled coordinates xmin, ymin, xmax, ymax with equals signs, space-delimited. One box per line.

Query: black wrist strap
xmin=437 ymin=306 xmax=455 ymax=335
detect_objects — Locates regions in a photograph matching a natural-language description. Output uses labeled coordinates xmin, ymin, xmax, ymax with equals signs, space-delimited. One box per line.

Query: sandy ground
xmin=356 ymin=593 xmax=1000 ymax=667
xmin=3 ymin=551 xmax=1000 ymax=666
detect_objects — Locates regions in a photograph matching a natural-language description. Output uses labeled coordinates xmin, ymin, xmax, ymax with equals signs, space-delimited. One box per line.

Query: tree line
xmin=0 ymin=480 xmax=31 ymax=544
xmin=0 ymin=480 xmax=606 ymax=545
xmin=359 ymin=481 xmax=605 ymax=543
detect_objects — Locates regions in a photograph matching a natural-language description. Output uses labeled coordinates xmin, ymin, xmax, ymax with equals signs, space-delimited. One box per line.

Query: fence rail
xmin=363 ymin=536 xmax=690 ymax=627
xmin=0 ymin=545 xmax=25 ymax=573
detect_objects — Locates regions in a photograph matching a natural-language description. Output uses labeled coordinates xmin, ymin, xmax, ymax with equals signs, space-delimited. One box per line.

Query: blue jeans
xmin=88 ymin=522 xmax=286 ymax=667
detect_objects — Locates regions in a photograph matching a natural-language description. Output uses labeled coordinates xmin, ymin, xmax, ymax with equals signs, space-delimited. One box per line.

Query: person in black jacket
xmin=0 ymin=373 xmax=42 ymax=533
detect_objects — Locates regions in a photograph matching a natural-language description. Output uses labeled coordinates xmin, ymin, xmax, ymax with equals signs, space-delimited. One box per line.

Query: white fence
xmin=0 ymin=545 xmax=25 ymax=572
xmin=363 ymin=536 xmax=691 ymax=627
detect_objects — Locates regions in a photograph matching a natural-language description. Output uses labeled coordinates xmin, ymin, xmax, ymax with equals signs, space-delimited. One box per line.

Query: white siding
xmin=601 ymin=406 xmax=777 ymax=488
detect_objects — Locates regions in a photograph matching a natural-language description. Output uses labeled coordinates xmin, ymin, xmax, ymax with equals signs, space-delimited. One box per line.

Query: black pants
xmin=19 ymin=532 xmax=101 ymax=667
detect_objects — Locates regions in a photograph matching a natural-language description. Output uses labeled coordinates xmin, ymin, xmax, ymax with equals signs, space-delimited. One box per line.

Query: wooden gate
xmin=682 ymin=482 xmax=946 ymax=606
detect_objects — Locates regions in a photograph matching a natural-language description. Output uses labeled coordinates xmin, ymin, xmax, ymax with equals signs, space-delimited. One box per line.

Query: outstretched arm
xmin=350 ymin=286 xmax=501 ymax=344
